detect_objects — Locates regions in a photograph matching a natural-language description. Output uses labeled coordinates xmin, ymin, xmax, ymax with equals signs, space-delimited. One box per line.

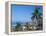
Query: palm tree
xmin=31 ymin=7 xmax=41 ymax=20
xmin=31 ymin=6 xmax=42 ymax=30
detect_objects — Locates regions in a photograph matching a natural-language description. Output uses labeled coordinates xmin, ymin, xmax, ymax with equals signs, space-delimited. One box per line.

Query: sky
xmin=11 ymin=4 xmax=43 ymax=24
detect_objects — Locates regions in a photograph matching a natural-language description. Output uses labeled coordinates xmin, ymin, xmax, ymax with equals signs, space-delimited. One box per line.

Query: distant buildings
xmin=11 ymin=21 xmax=42 ymax=32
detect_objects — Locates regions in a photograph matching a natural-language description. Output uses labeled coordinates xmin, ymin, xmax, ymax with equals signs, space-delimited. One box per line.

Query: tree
xmin=32 ymin=7 xmax=40 ymax=20
xmin=31 ymin=7 xmax=42 ymax=30
xmin=15 ymin=22 xmax=22 ymax=31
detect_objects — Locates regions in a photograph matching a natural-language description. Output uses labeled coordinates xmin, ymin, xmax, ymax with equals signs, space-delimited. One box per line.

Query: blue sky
xmin=11 ymin=4 xmax=43 ymax=24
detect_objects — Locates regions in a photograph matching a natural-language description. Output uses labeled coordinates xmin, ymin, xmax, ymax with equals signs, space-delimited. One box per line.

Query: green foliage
xmin=31 ymin=7 xmax=42 ymax=20
xmin=15 ymin=22 xmax=21 ymax=31
xmin=31 ymin=7 xmax=43 ymax=30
